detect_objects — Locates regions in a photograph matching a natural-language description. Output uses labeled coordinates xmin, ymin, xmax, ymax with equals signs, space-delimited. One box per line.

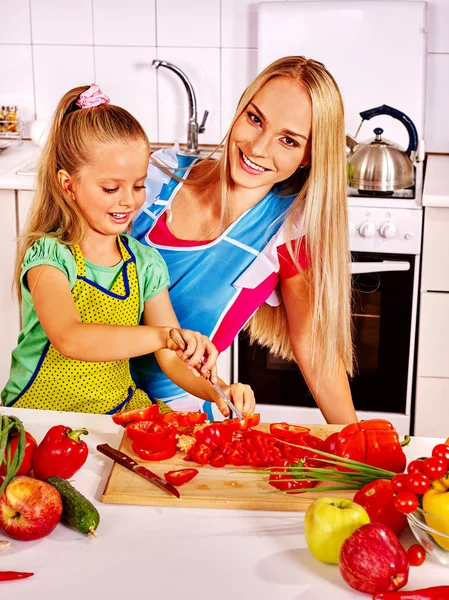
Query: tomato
xmin=126 ymin=420 xmax=177 ymax=451
xmin=391 ymin=473 xmax=409 ymax=494
xmin=424 ymin=456 xmax=448 ymax=480
xmin=190 ymin=443 xmax=213 ymax=465
xmin=353 ymin=479 xmax=408 ymax=534
xmin=131 ymin=439 xmax=177 ymax=462
xmin=223 ymin=414 xmax=261 ymax=432
xmin=268 ymin=468 xmax=317 ymax=492
xmin=112 ymin=404 xmax=159 ymax=427
xmin=432 ymin=443 xmax=449 ymax=463
xmin=406 ymin=543 xmax=426 ymax=567
xmin=0 ymin=431 xmax=37 ymax=477
xmin=406 ymin=472 xmax=431 ymax=495
xmin=407 ymin=459 xmax=426 ymax=474
xmin=164 ymin=468 xmax=199 ymax=486
xmin=269 ymin=423 xmax=310 ymax=440
xmin=393 ymin=491 xmax=419 ymax=514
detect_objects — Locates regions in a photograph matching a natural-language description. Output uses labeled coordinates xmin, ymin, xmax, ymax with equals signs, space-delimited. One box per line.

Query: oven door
xmin=237 ymin=252 xmax=417 ymax=415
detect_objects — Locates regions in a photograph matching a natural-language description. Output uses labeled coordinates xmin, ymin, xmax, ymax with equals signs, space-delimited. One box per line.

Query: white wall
xmin=0 ymin=0 xmax=448 ymax=152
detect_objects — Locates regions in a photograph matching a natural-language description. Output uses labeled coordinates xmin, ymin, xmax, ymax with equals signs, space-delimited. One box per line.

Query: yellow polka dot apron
xmin=11 ymin=236 xmax=152 ymax=414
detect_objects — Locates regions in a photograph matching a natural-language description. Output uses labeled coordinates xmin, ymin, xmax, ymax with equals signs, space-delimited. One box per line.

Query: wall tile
xmin=428 ymin=0 xmax=449 ymax=53
xmin=0 ymin=45 xmax=34 ymax=135
xmin=93 ymin=0 xmax=156 ymax=46
xmin=221 ymin=48 xmax=257 ymax=137
xmin=30 ymin=0 xmax=93 ymax=45
xmin=0 ymin=0 xmax=31 ymax=43
xmin=156 ymin=0 xmax=220 ymax=47
xmin=425 ymin=53 xmax=449 ymax=153
xmin=222 ymin=0 xmax=285 ymax=49
xmin=156 ymin=47 xmax=220 ymax=144
xmin=95 ymin=46 xmax=158 ymax=140
xmin=33 ymin=45 xmax=95 ymax=119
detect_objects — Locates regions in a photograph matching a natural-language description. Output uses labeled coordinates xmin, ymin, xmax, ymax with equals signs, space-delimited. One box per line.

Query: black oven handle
xmin=351 ymin=260 xmax=411 ymax=275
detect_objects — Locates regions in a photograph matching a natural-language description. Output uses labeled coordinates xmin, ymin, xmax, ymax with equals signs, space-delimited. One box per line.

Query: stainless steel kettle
xmin=346 ymin=105 xmax=419 ymax=193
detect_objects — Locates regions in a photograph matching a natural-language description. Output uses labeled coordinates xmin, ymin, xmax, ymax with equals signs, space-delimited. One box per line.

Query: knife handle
xmin=97 ymin=443 xmax=137 ymax=469
xmin=169 ymin=328 xmax=211 ymax=381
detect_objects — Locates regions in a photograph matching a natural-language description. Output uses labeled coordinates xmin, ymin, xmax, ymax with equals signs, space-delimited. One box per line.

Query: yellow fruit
xmin=422 ymin=475 xmax=449 ymax=551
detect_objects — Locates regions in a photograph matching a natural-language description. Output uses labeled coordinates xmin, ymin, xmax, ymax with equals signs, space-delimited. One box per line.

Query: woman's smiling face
xmin=229 ymin=76 xmax=312 ymax=193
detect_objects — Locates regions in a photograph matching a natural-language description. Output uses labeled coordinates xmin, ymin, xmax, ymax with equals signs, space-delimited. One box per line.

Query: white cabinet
xmin=415 ymin=206 xmax=449 ymax=436
xmin=0 ymin=190 xmax=20 ymax=388
xmin=17 ymin=190 xmax=34 ymax=232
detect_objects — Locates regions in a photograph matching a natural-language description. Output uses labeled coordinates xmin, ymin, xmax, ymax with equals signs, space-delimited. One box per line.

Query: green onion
xmin=0 ymin=414 xmax=27 ymax=494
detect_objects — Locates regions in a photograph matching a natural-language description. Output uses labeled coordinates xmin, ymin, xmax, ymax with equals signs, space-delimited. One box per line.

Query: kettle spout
xmin=346 ymin=134 xmax=358 ymax=151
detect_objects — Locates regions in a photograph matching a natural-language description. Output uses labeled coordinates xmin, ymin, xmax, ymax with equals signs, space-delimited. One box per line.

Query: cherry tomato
xmin=407 ymin=543 xmax=426 ymax=567
xmin=406 ymin=472 xmax=431 ymax=495
xmin=393 ymin=491 xmax=419 ymax=514
xmin=432 ymin=443 xmax=449 ymax=463
xmin=424 ymin=456 xmax=448 ymax=480
xmin=391 ymin=473 xmax=409 ymax=494
xmin=353 ymin=479 xmax=408 ymax=534
xmin=407 ymin=459 xmax=426 ymax=474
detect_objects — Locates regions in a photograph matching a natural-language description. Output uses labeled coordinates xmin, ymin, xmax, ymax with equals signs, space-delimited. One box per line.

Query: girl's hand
xmin=216 ymin=383 xmax=256 ymax=418
xmin=166 ymin=328 xmax=218 ymax=380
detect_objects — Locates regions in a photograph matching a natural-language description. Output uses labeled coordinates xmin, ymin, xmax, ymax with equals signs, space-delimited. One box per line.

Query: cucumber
xmin=46 ymin=477 xmax=100 ymax=537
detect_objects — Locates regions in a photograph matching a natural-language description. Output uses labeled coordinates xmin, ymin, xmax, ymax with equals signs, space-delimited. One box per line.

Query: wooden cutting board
xmin=101 ymin=423 xmax=355 ymax=511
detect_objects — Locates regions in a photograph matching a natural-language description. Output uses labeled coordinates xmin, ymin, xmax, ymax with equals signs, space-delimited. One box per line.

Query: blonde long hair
xmin=155 ymin=56 xmax=352 ymax=377
xmin=14 ymin=86 xmax=149 ymax=300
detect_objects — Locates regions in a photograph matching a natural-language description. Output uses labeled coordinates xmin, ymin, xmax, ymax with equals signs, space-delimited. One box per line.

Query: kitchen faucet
xmin=152 ymin=60 xmax=208 ymax=154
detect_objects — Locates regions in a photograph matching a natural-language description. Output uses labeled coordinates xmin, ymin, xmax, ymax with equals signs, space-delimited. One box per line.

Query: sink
xmin=15 ymin=143 xmax=222 ymax=176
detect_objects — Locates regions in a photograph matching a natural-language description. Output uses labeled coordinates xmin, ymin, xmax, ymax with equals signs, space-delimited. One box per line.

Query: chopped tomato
xmin=126 ymin=420 xmax=177 ymax=451
xmin=164 ymin=468 xmax=199 ymax=486
xmin=269 ymin=423 xmax=310 ymax=440
xmin=112 ymin=404 xmax=159 ymax=427
xmin=189 ymin=443 xmax=213 ymax=465
xmin=223 ymin=413 xmax=261 ymax=431
xmin=131 ymin=439 xmax=177 ymax=461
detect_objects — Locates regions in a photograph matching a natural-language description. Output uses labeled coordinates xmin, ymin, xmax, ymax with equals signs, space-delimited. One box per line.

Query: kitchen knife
xmin=97 ymin=443 xmax=180 ymax=499
xmin=169 ymin=329 xmax=243 ymax=419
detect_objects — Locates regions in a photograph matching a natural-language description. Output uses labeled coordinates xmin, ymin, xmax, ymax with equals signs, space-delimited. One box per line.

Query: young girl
xmin=1 ymin=84 xmax=255 ymax=416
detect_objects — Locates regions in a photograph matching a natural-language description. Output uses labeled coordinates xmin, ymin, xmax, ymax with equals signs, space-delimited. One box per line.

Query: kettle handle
xmin=359 ymin=105 xmax=418 ymax=156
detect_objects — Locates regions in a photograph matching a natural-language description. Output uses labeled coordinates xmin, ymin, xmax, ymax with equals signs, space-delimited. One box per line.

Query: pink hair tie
xmin=76 ymin=84 xmax=110 ymax=109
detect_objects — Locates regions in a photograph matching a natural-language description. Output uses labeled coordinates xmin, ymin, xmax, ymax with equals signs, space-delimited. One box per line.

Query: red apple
xmin=0 ymin=476 xmax=62 ymax=541
xmin=339 ymin=523 xmax=409 ymax=594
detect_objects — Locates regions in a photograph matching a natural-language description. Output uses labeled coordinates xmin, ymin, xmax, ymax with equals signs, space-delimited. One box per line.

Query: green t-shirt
xmin=1 ymin=235 xmax=169 ymax=407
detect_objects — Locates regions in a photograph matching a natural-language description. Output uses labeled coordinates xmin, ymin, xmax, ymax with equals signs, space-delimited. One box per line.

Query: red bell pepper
xmin=0 ymin=431 xmax=37 ymax=477
xmin=126 ymin=420 xmax=177 ymax=451
xmin=269 ymin=423 xmax=310 ymax=440
xmin=32 ymin=426 xmax=88 ymax=480
xmin=373 ymin=587 xmax=449 ymax=600
xmin=353 ymin=478 xmax=408 ymax=534
xmin=131 ymin=440 xmax=177 ymax=461
xmin=112 ymin=404 xmax=159 ymax=427
xmin=223 ymin=414 xmax=261 ymax=432
xmin=268 ymin=467 xmax=318 ymax=492
xmin=164 ymin=468 xmax=199 ymax=486
xmin=194 ymin=423 xmax=232 ymax=450
xmin=159 ymin=411 xmax=208 ymax=430
xmin=335 ymin=419 xmax=407 ymax=473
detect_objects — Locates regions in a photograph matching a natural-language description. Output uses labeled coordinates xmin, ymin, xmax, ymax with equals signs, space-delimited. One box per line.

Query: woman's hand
xmin=214 ymin=382 xmax=256 ymax=418
xmin=166 ymin=328 xmax=219 ymax=381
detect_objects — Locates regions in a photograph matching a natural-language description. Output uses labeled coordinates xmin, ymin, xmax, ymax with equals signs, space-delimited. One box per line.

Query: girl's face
xmin=229 ymin=76 xmax=312 ymax=194
xmin=67 ymin=140 xmax=149 ymax=236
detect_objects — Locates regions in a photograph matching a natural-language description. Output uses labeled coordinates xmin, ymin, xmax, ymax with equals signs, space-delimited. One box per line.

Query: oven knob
xmin=379 ymin=222 xmax=397 ymax=239
xmin=359 ymin=221 xmax=376 ymax=238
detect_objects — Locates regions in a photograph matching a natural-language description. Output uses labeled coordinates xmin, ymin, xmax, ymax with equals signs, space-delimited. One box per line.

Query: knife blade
xmin=169 ymin=328 xmax=243 ymax=419
xmin=97 ymin=443 xmax=180 ymax=498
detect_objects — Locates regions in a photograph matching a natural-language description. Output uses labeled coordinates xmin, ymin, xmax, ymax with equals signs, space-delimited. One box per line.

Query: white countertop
xmin=0 ymin=141 xmax=38 ymax=191
xmin=423 ymin=154 xmax=449 ymax=208
xmin=0 ymin=406 xmax=448 ymax=600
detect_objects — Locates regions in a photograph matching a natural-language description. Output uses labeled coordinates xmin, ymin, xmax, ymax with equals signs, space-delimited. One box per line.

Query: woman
xmin=131 ymin=56 xmax=357 ymax=423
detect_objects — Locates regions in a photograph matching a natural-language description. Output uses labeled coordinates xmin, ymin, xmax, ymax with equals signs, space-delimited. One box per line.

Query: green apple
xmin=304 ymin=496 xmax=370 ymax=564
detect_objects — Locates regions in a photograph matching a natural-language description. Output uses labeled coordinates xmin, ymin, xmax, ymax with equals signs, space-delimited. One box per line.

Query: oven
xmin=232 ymin=203 xmax=424 ymax=436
